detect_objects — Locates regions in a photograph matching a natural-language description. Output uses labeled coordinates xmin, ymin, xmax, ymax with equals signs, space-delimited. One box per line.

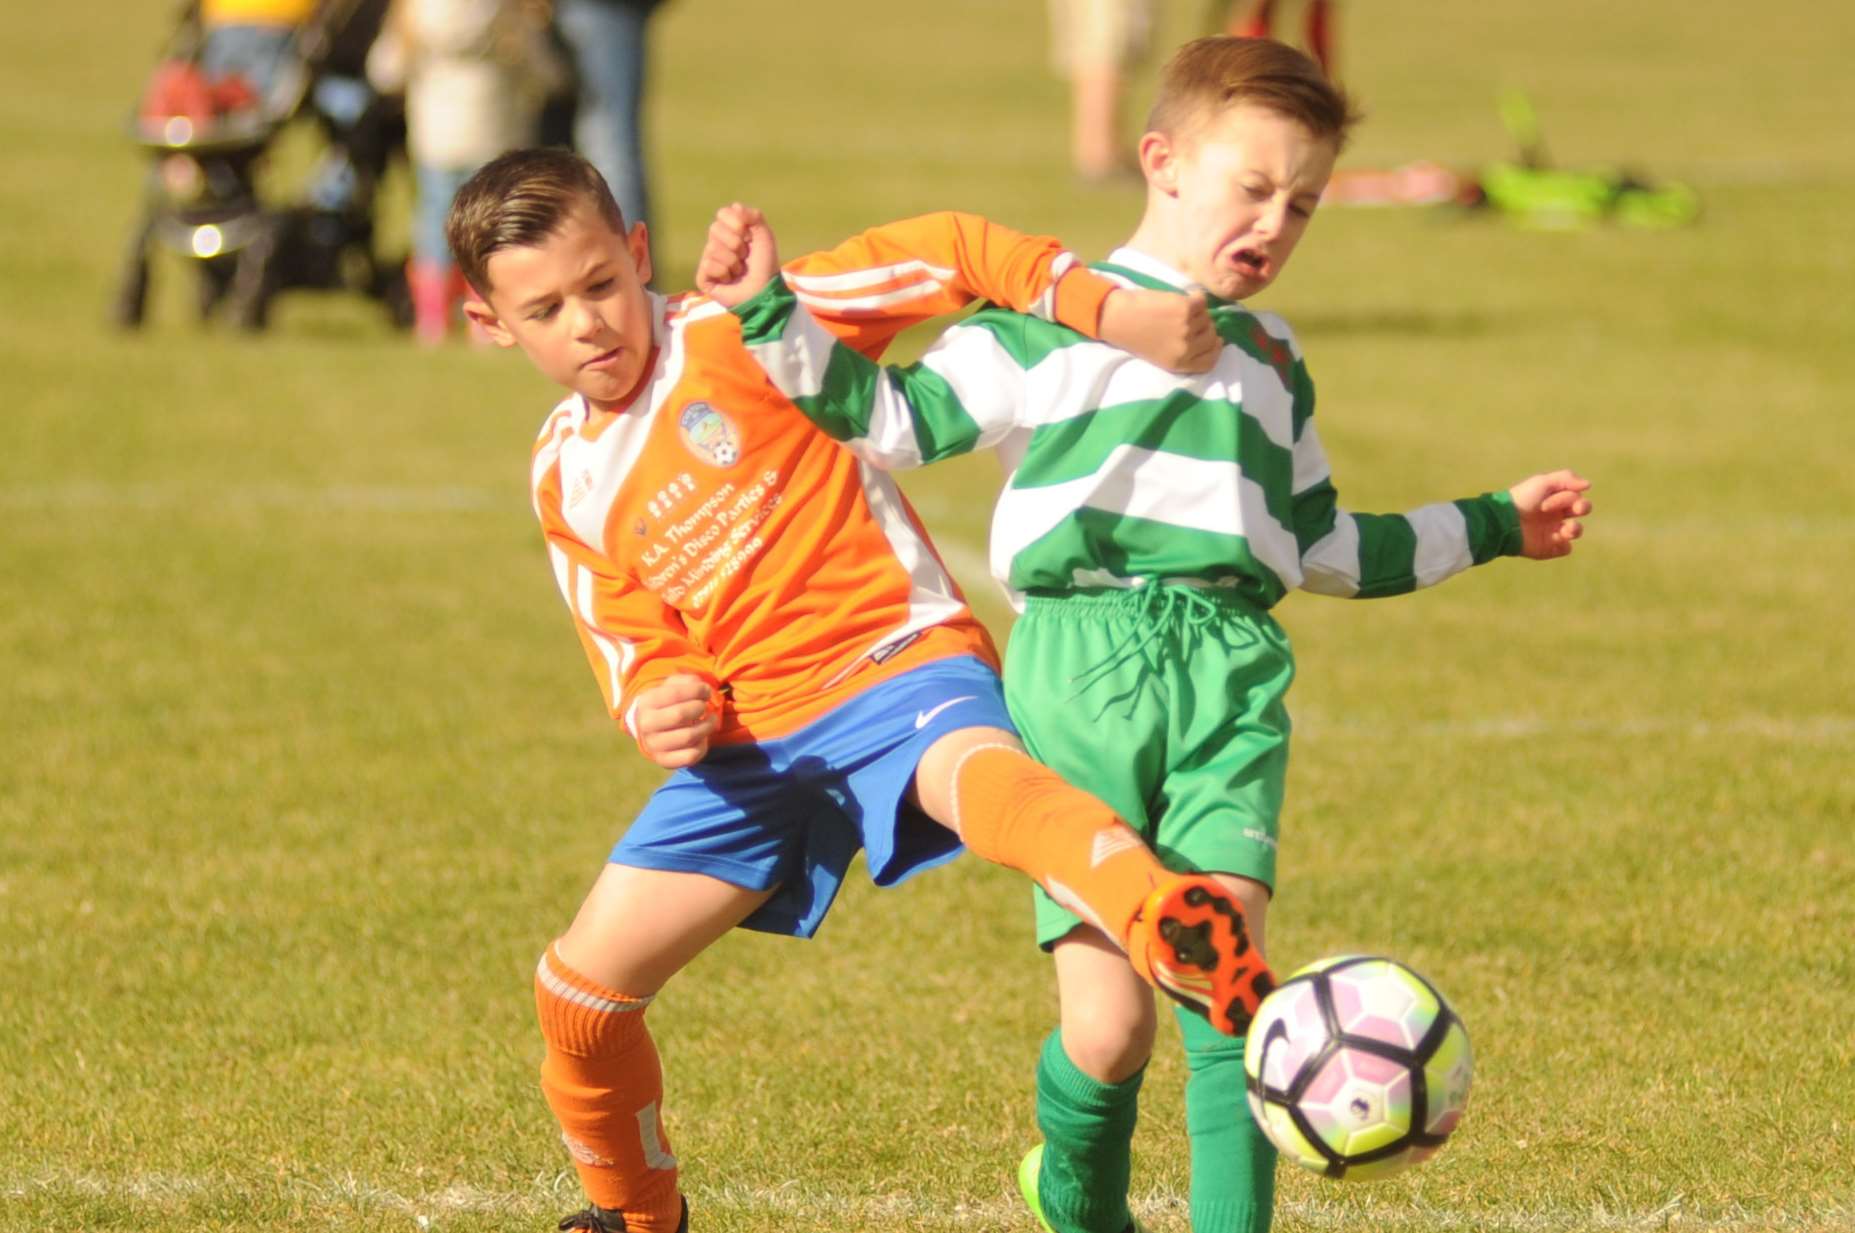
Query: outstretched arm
xmin=730 ymin=266 xmax=1033 ymax=470
xmin=1292 ymin=414 xmax=1593 ymax=596
xmin=698 ymin=203 xmax=1218 ymax=371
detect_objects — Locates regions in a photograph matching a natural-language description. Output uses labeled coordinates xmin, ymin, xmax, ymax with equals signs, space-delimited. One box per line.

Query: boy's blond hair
xmin=1146 ymin=36 xmax=1360 ymax=149
xmin=445 ymin=147 xmax=627 ymax=295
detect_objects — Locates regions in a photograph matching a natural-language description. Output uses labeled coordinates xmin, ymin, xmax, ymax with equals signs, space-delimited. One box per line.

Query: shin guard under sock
xmin=949 ymin=744 xmax=1163 ymax=947
xmin=1177 ymin=1006 xmax=1276 ymax=1233
xmin=1034 ymin=1029 xmax=1145 ymax=1233
xmin=535 ymin=944 xmax=683 ymax=1233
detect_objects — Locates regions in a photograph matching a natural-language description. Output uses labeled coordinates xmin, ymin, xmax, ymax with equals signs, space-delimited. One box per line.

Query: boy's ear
xmin=627 ymin=220 xmax=652 ymax=287
xmin=461 ymin=292 xmax=517 ymax=348
xmin=1138 ymin=131 xmax=1180 ymax=196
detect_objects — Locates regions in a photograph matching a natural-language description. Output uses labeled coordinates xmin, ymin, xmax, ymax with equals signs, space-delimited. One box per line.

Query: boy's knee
xmin=911 ymin=726 xmax=1025 ymax=830
xmin=1063 ymin=1024 xmax=1155 ymax=1085
xmin=1060 ymin=991 xmax=1159 ymax=1083
xmin=1052 ymin=926 xmax=1159 ymax=1082
xmin=535 ymin=941 xmax=654 ymax=1058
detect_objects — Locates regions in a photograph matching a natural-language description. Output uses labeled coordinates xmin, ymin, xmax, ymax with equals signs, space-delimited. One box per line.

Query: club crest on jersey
xmin=677 ymin=401 xmax=741 ymax=468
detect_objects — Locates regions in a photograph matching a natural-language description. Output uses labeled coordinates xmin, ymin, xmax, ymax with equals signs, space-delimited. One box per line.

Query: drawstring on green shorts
xmin=1062 ymin=578 xmax=1261 ymax=708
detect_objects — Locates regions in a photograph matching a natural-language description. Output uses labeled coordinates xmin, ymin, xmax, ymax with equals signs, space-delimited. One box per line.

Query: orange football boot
xmin=1126 ymin=875 xmax=1275 ymax=1035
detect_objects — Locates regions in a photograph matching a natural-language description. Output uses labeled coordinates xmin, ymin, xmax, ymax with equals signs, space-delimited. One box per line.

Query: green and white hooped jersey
xmin=734 ymin=246 xmax=1522 ymax=610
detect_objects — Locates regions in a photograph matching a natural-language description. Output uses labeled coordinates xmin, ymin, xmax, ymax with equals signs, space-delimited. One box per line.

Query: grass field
xmin=4 ymin=1 xmax=1853 ymax=1230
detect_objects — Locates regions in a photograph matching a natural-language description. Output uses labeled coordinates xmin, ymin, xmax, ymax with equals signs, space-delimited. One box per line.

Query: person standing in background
xmin=1226 ymin=0 xmax=1337 ymax=77
xmin=552 ymin=0 xmax=664 ymax=263
xmin=368 ymin=0 xmax=565 ymax=343
xmin=1047 ymin=0 xmax=1152 ymax=183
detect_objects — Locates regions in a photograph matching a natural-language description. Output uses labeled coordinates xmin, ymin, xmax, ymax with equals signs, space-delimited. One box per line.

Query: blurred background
xmin=4 ymin=2 xmax=1852 ymax=1231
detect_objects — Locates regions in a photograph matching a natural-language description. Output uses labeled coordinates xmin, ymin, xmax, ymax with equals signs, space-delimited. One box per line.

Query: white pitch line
xmin=922 ymin=529 xmax=1852 ymax=749
xmin=0 ymin=482 xmax=499 ymax=513
xmin=12 ymin=481 xmax=1855 ymax=538
xmin=1296 ymin=713 xmax=1855 ymax=745
xmin=6 ymin=1173 xmax=1847 ymax=1232
xmin=8 ymin=483 xmax=1847 ymax=748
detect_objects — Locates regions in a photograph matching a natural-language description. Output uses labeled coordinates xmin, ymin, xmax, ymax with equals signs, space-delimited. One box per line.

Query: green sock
xmin=1033 ymin=1029 xmax=1144 ymax=1233
xmin=1176 ymin=1006 xmax=1276 ymax=1233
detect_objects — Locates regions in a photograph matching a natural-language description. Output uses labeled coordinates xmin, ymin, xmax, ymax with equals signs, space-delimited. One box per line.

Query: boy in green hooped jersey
xmin=698 ymin=36 xmax=1592 ymax=1233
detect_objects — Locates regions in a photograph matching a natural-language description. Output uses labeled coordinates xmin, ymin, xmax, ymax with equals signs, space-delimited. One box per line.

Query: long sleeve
xmin=536 ymin=474 xmax=716 ymax=742
xmin=733 ymin=276 xmax=1039 ymax=471
xmin=1288 ymin=372 xmax=1523 ymax=598
xmin=777 ymin=211 xmax=1115 ymax=359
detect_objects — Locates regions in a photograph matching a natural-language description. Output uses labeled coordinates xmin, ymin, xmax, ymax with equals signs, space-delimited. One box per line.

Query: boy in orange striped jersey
xmin=446 ymin=147 xmax=1270 ymax=1233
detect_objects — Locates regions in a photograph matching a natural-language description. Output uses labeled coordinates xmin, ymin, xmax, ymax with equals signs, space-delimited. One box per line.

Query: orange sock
xmin=535 ymin=944 xmax=683 ymax=1233
xmin=948 ymin=743 xmax=1163 ymax=949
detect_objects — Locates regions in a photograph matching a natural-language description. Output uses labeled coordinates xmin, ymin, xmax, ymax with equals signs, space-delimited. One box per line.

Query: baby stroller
xmin=112 ymin=0 xmax=410 ymax=331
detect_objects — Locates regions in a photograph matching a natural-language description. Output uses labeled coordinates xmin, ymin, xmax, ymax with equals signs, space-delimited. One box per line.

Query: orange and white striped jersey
xmin=531 ymin=212 xmax=1115 ymax=748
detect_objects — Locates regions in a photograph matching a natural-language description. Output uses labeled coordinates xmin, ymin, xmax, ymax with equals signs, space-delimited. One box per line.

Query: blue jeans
xmin=413 ymin=163 xmax=474 ymax=265
xmin=554 ymin=0 xmax=656 ymax=233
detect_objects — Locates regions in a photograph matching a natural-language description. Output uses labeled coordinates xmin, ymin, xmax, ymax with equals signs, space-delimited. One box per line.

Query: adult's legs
xmin=1069 ymin=63 xmax=1127 ymax=181
xmin=1303 ymin=0 xmax=1336 ymax=77
xmin=1228 ymin=0 xmax=1278 ymax=39
xmin=409 ymin=162 xmax=470 ymax=343
xmin=554 ymin=0 xmax=655 ymax=234
xmin=1047 ymin=0 xmax=1146 ymax=180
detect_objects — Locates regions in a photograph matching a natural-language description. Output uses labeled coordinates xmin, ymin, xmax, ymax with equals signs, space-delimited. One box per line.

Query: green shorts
xmin=1002 ymin=584 xmax=1295 ymax=949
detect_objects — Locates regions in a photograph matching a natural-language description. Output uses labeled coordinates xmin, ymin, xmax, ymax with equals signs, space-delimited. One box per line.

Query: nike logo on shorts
xmin=915 ymin=695 xmax=977 ymax=729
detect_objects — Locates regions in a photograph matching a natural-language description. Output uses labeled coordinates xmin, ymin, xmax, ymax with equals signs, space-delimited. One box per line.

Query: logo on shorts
xmin=915 ymin=695 xmax=976 ymax=729
xmin=677 ymin=401 xmax=741 ymax=467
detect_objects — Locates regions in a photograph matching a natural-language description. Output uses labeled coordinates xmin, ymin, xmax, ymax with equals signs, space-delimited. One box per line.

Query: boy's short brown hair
xmin=1146 ymin=37 xmax=1360 ymax=149
xmin=445 ymin=147 xmax=627 ymax=294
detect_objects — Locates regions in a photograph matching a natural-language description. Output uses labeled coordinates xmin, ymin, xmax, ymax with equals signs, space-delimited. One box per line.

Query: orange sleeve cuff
xmin=1050 ymin=267 xmax=1116 ymax=339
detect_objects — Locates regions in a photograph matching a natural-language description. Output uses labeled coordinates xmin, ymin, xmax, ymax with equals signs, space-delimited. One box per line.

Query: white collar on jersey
xmin=562 ymin=289 xmax=673 ymax=428
xmin=1103 ymin=246 xmax=1200 ymax=294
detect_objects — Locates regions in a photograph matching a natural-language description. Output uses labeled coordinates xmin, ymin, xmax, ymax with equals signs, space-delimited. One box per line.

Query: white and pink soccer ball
xmin=1243 ymin=955 xmax=1473 ymax=1181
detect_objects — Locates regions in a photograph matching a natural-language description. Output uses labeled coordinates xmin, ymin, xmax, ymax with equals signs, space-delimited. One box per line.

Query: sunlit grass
xmin=4 ymin=1 xmax=1852 ymax=1230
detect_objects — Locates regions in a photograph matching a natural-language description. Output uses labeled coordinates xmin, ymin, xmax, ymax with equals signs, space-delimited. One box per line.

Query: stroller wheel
xmin=378 ymin=259 xmax=414 ymax=330
xmin=228 ymin=272 xmax=272 ymax=331
xmin=227 ymin=223 xmax=280 ymax=332
xmin=111 ymin=254 xmax=151 ymax=330
xmin=197 ymin=257 xmax=237 ymax=321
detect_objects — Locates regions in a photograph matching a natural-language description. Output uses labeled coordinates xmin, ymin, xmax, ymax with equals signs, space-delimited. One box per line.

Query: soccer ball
xmin=1243 ymin=955 xmax=1472 ymax=1181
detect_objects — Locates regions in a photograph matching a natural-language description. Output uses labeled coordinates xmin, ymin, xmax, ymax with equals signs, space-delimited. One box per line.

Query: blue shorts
xmin=609 ymin=655 xmax=1015 ymax=938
